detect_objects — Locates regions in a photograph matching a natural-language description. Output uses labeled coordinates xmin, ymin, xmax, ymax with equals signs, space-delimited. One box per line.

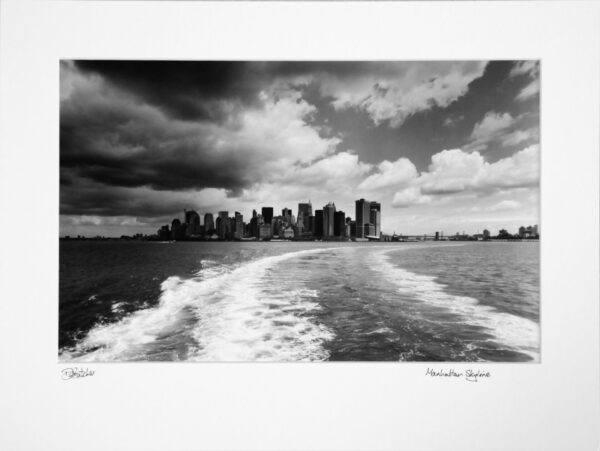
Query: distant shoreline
xmin=59 ymin=237 xmax=540 ymax=243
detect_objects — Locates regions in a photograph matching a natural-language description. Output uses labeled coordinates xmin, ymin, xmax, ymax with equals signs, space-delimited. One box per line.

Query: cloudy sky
xmin=60 ymin=60 xmax=540 ymax=237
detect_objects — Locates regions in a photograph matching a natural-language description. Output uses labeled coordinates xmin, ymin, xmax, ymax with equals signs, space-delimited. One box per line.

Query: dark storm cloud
xmin=72 ymin=60 xmax=370 ymax=122
xmin=60 ymin=63 xmax=259 ymax=195
xmin=74 ymin=60 xmax=256 ymax=121
xmin=59 ymin=174 xmax=216 ymax=218
xmin=72 ymin=60 xmax=440 ymax=122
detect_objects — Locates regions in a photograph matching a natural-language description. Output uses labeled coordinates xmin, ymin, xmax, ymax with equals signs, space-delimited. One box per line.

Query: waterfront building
xmin=281 ymin=227 xmax=294 ymax=239
xmin=314 ymin=210 xmax=324 ymax=238
xmin=349 ymin=220 xmax=356 ymax=238
xmin=308 ymin=216 xmax=315 ymax=238
xmin=204 ymin=213 xmax=214 ymax=232
xmin=282 ymin=208 xmax=292 ymax=223
xmin=158 ymin=225 xmax=170 ymax=241
xmin=370 ymin=208 xmax=381 ymax=237
xmin=298 ymin=201 xmax=312 ymax=232
xmin=261 ymin=207 xmax=274 ymax=225
xmin=234 ymin=212 xmax=244 ymax=239
xmin=365 ymin=223 xmax=375 ymax=237
xmin=296 ymin=212 xmax=305 ymax=233
xmin=171 ymin=218 xmax=186 ymax=241
xmin=185 ymin=209 xmax=200 ymax=225
xmin=322 ymin=202 xmax=336 ymax=238
xmin=259 ymin=223 xmax=272 ymax=240
xmin=215 ymin=217 xmax=222 ymax=239
xmin=334 ymin=210 xmax=345 ymax=237
xmin=184 ymin=209 xmax=201 ymax=236
xmin=355 ymin=198 xmax=371 ymax=239
xmin=217 ymin=211 xmax=229 ymax=239
xmin=226 ymin=217 xmax=234 ymax=240
xmin=249 ymin=216 xmax=258 ymax=238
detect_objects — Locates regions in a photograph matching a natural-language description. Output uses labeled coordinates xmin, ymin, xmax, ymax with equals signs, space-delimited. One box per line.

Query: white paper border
xmin=0 ymin=1 xmax=598 ymax=450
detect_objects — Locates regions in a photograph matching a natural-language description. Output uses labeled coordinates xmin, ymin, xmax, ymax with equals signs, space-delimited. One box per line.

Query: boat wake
xmin=59 ymin=248 xmax=338 ymax=362
xmin=368 ymin=249 xmax=540 ymax=361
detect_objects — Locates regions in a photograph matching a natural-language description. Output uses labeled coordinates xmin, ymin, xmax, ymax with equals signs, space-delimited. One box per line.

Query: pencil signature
xmin=61 ymin=367 xmax=95 ymax=380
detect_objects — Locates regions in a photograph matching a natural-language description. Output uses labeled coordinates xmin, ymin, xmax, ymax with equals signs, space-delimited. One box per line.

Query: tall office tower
xmin=282 ymin=208 xmax=292 ymax=223
xmin=258 ymin=223 xmax=272 ymax=240
xmin=204 ymin=213 xmax=214 ymax=232
xmin=308 ymin=216 xmax=315 ymax=237
xmin=261 ymin=207 xmax=274 ymax=225
xmin=355 ymin=199 xmax=371 ymax=238
xmin=370 ymin=208 xmax=381 ymax=237
xmin=296 ymin=211 xmax=304 ymax=232
xmin=349 ymin=220 xmax=356 ymax=238
xmin=322 ymin=202 xmax=336 ymax=238
xmin=184 ymin=209 xmax=201 ymax=236
xmin=250 ymin=216 xmax=258 ymax=238
xmin=334 ymin=210 xmax=345 ymax=237
xmin=215 ymin=217 xmax=222 ymax=239
xmin=184 ymin=209 xmax=200 ymax=225
xmin=298 ymin=201 xmax=313 ymax=232
xmin=370 ymin=201 xmax=381 ymax=237
xmin=234 ymin=211 xmax=244 ymax=239
xmin=252 ymin=209 xmax=257 ymax=219
xmin=217 ymin=211 xmax=229 ymax=239
xmin=314 ymin=210 xmax=324 ymax=238
xmin=171 ymin=218 xmax=184 ymax=241
xmin=226 ymin=217 xmax=235 ymax=240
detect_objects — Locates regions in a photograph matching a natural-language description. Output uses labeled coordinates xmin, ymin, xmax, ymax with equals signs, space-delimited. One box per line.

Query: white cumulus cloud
xmin=319 ymin=62 xmax=486 ymax=128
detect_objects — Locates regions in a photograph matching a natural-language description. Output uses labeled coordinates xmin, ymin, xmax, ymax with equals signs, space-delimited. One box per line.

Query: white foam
xmin=368 ymin=250 xmax=540 ymax=361
xmin=110 ymin=301 xmax=126 ymax=314
xmin=60 ymin=248 xmax=339 ymax=362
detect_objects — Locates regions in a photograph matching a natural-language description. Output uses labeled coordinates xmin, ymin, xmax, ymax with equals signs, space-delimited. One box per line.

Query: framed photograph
xmin=0 ymin=1 xmax=598 ymax=450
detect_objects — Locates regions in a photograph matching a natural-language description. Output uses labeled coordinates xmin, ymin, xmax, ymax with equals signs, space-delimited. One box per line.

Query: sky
xmin=60 ymin=60 xmax=540 ymax=237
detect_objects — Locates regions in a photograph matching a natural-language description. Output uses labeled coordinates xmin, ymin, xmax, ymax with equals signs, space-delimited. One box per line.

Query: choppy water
xmin=59 ymin=241 xmax=539 ymax=362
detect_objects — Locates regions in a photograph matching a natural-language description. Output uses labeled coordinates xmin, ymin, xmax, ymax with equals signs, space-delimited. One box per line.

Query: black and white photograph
xmin=2 ymin=2 xmax=599 ymax=450
xmin=59 ymin=60 xmax=541 ymax=362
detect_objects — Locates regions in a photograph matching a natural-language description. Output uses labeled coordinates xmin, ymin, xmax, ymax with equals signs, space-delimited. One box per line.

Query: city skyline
xmin=60 ymin=61 xmax=540 ymax=237
xmin=150 ymin=198 xmax=382 ymax=241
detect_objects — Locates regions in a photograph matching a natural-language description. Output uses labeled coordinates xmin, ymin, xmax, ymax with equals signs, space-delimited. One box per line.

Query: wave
xmin=368 ymin=249 xmax=540 ymax=361
xmin=59 ymin=248 xmax=338 ymax=362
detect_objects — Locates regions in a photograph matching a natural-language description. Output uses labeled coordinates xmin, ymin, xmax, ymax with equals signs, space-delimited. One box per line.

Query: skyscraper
xmin=204 ymin=213 xmax=214 ymax=232
xmin=355 ymin=199 xmax=371 ymax=239
xmin=184 ymin=209 xmax=201 ymax=236
xmin=234 ymin=211 xmax=244 ymax=239
xmin=171 ymin=218 xmax=185 ymax=241
xmin=334 ymin=210 xmax=345 ymax=237
xmin=261 ymin=207 xmax=273 ymax=225
xmin=323 ymin=202 xmax=336 ymax=238
xmin=282 ymin=208 xmax=292 ymax=222
xmin=217 ymin=211 xmax=229 ymax=239
xmin=314 ymin=210 xmax=324 ymax=238
xmin=370 ymin=202 xmax=381 ymax=237
xmin=185 ymin=209 xmax=200 ymax=225
xmin=298 ymin=201 xmax=312 ymax=232
xmin=370 ymin=208 xmax=380 ymax=237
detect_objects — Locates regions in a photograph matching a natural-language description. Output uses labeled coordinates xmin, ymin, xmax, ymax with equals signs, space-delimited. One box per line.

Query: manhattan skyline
xmin=60 ymin=60 xmax=540 ymax=238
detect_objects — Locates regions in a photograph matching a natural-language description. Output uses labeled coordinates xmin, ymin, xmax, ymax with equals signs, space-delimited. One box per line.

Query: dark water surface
xmin=59 ymin=241 xmax=539 ymax=362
